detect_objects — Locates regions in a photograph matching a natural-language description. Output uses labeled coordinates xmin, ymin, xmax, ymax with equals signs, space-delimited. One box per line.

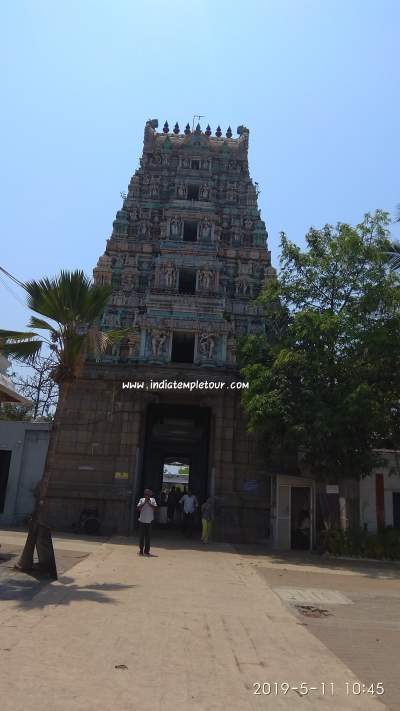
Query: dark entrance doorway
xmin=290 ymin=486 xmax=311 ymax=550
xmin=141 ymin=404 xmax=210 ymax=508
xmin=0 ymin=450 xmax=11 ymax=513
xmin=393 ymin=492 xmax=400 ymax=529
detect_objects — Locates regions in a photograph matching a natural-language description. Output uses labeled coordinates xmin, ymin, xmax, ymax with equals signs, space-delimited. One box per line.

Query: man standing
xmin=180 ymin=489 xmax=198 ymax=537
xmin=137 ymin=488 xmax=157 ymax=555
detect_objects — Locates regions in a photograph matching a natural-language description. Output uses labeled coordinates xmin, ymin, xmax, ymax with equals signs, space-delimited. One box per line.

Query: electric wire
xmin=0 ymin=265 xmax=25 ymax=288
xmin=0 ymin=273 xmax=27 ymax=308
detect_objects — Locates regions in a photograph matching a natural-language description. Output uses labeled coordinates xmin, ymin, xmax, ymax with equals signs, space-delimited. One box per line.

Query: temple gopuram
xmin=46 ymin=119 xmax=277 ymax=541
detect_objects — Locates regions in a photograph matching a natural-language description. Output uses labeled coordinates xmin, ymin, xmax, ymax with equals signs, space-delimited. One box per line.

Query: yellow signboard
xmin=114 ymin=471 xmax=129 ymax=480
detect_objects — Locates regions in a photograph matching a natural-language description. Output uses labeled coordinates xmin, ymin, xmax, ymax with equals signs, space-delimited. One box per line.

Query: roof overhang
xmin=0 ymin=373 xmax=32 ymax=405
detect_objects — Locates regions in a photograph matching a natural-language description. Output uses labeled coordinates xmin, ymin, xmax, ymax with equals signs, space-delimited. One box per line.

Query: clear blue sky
xmin=1 ymin=0 xmax=399 ymax=331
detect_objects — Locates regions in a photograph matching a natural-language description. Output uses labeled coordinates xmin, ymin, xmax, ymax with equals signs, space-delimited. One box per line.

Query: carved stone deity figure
xmin=200 ymin=220 xmax=212 ymax=239
xmin=227 ymin=333 xmax=237 ymax=364
xmin=121 ymin=271 xmax=133 ymax=290
xmin=236 ymin=279 xmax=250 ymax=296
xmin=113 ymin=292 xmax=125 ymax=306
xmin=151 ymin=329 xmax=168 ymax=358
xmin=139 ymin=221 xmax=148 ymax=236
xmin=104 ymin=312 xmax=120 ymax=328
xmin=177 ymin=183 xmax=187 ymax=199
xmin=170 ymin=217 xmax=182 ymax=238
xmin=198 ymin=332 xmax=216 ymax=359
xmin=127 ymin=333 xmax=138 ymax=358
xmin=164 ymin=263 xmax=176 ymax=288
xmin=150 ymin=180 xmax=159 ymax=197
xmin=199 ymin=269 xmax=213 ymax=290
xmin=227 ymin=183 xmax=237 ymax=201
xmin=199 ymin=184 xmax=209 ymax=200
xmin=151 ymin=220 xmax=161 ymax=239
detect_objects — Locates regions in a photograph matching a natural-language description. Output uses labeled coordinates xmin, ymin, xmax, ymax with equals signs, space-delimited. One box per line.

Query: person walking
xmin=180 ymin=489 xmax=198 ymax=537
xmin=167 ymin=486 xmax=178 ymax=524
xmin=137 ymin=488 xmax=157 ymax=555
xmin=201 ymin=497 xmax=214 ymax=544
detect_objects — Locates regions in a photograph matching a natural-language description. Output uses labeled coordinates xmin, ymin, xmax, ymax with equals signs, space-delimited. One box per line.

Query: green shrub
xmin=320 ymin=526 xmax=400 ymax=560
xmin=381 ymin=528 xmax=400 ymax=559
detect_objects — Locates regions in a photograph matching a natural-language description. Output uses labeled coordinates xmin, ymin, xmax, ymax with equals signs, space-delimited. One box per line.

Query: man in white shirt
xmin=180 ymin=489 xmax=198 ymax=537
xmin=137 ymin=488 xmax=157 ymax=555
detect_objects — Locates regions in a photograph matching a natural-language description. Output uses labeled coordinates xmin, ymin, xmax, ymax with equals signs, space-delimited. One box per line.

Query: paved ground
xmin=236 ymin=547 xmax=400 ymax=711
xmin=0 ymin=530 xmax=396 ymax=711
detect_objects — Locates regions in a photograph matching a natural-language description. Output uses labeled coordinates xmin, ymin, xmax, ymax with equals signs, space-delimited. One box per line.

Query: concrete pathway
xmin=244 ymin=549 xmax=400 ymax=711
xmin=0 ymin=536 xmax=389 ymax=711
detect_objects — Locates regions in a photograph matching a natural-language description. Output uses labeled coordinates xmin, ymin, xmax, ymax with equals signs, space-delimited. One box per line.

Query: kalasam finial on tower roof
xmin=173 ymin=122 xmax=180 ymax=134
xmin=163 ymin=121 xmax=169 ymax=134
xmin=184 ymin=123 xmax=191 ymax=135
xmin=226 ymin=126 xmax=232 ymax=138
xmin=205 ymin=124 xmax=211 ymax=136
xmin=215 ymin=125 xmax=222 ymax=137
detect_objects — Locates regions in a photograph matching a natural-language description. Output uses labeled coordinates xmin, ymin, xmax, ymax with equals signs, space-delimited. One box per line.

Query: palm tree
xmin=0 ymin=270 xmax=120 ymax=575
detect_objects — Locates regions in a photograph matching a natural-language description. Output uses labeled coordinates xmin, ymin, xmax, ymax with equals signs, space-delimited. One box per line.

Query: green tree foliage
xmin=239 ymin=211 xmax=400 ymax=481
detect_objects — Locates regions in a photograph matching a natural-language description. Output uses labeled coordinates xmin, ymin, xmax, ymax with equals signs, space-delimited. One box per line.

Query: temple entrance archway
xmin=140 ymin=404 xmax=211 ymax=509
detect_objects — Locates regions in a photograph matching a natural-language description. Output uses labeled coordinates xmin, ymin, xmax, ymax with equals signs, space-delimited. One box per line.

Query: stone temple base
xmin=45 ymin=362 xmax=270 ymax=542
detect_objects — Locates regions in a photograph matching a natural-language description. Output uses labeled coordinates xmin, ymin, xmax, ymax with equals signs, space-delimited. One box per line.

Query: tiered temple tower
xmin=47 ymin=119 xmax=276 ymax=541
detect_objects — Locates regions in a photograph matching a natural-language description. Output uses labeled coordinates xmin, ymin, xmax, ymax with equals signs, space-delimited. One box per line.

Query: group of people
xmin=136 ymin=487 xmax=216 ymax=555
xmin=160 ymin=486 xmax=196 ymax=529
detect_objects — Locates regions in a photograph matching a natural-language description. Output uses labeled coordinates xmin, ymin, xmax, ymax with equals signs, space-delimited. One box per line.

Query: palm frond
xmin=27 ymin=316 xmax=58 ymax=333
xmin=105 ymin=329 xmax=131 ymax=343
xmin=386 ymin=242 xmax=400 ymax=271
xmin=84 ymin=327 xmax=128 ymax=359
xmin=0 ymin=339 xmax=42 ymax=364
xmin=4 ymin=270 xmax=114 ymax=381
xmin=24 ymin=270 xmax=111 ymax=325
xmin=0 ymin=329 xmax=39 ymax=342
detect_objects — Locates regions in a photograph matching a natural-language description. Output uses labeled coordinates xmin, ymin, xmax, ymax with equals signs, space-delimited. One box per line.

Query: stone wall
xmin=46 ymin=361 xmax=269 ymax=540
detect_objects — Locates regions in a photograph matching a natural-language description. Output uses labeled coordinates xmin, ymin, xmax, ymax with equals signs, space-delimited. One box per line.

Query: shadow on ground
xmin=0 ymin=575 xmax=137 ymax=609
xmin=108 ymin=531 xmax=400 ymax=581
xmin=0 ymin=553 xmax=17 ymax=564
xmin=108 ymin=531 xmax=400 ymax=579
